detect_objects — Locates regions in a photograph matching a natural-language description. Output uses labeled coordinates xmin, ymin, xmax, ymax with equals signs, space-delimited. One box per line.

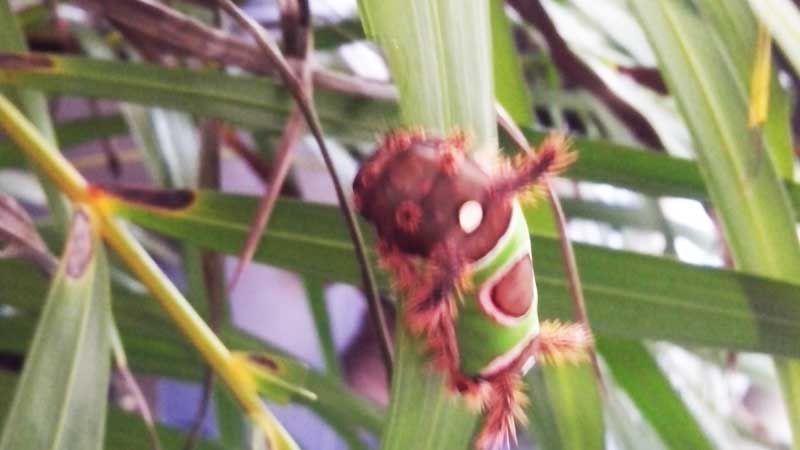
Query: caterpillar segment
xmin=353 ymin=129 xmax=591 ymax=450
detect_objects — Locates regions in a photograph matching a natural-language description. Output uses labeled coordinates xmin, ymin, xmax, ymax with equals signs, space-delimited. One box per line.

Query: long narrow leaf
xmin=629 ymin=0 xmax=800 ymax=443
xmin=4 ymin=52 xmax=800 ymax=211
xmin=0 ymin=258 xmax=384 ymax=437
xmin=527 ymin=363 xmax=604 ymax=450
xmin=0 ymin=52 xmax=391 ymax=142
xmin=101 ymin=190 xmax=800 ymax=358
xmin=599 ymin=338 xmax=715 ymax=450
xmin=0 ymin=370 xmax=233 ymax=450
xmin=357 ymin=0 xmax=499 ymax=447
xmin=0 ymin=208 xmax=111 ymax=450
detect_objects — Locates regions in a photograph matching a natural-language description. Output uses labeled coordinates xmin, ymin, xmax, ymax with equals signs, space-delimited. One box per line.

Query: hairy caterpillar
xmin=353 ymin=129 xmax=592 ymax=450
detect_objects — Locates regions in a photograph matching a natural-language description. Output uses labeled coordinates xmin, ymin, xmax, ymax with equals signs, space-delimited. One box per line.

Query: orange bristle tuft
xmin=377 ymin=241 xmax=419 ymax=293
xmin=533 ymin=320 xmax=594 ymax=365
xmin=491 ymin=132 xmax=577 ymax=200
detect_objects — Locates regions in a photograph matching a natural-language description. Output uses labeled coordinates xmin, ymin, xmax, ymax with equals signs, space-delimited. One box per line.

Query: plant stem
xmin=109 ymin=321 xmax=163 ymax=450
xmin=215 ymin=0 xmax=394 ymax=375
xmin=497 ymin=104 xmax=603 ymax=385
xmin=0 ymin=95 xmax=86 ymax=199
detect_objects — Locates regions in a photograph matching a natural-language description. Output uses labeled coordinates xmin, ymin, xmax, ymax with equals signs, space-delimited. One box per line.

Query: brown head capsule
xmin=353 ymin=130 xmax=513 ymax=262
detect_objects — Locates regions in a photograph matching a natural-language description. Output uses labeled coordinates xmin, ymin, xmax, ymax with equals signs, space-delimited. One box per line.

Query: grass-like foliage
xmin=1 ymin=1 xmax=800 ymax=450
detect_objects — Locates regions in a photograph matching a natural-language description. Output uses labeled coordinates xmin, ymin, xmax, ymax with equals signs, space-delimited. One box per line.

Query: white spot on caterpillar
xmin=458 ymin=200 xmax=483 ymax=234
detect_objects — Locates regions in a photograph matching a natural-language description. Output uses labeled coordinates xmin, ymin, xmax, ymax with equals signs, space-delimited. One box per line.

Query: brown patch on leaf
xmin=249 ymin=354 xmax=279 ymax=371
xmin=66 ymin=210 xmax=94 ymax=279
xmin=96 ymin=184 xmax=196 ymax=211
xmin=0 ymin=52 xmax=54 ymax=70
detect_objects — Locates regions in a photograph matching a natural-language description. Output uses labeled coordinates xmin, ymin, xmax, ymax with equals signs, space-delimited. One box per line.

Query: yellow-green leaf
xmin=0 ymin=207 xmax=112 ymax=450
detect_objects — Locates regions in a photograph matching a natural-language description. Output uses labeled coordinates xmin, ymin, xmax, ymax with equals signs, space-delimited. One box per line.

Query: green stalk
xmin=0 ymin=0 xmax=70 ymax=229
xmin=0 ymin=93 xmax=299 ymax=450
xmin=357 ymin=0 xmax=497 ymax=448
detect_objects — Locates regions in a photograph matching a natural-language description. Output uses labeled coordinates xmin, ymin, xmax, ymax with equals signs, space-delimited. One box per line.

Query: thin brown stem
xmin=225 ymin=0 xmax=310 ymax=294
xmin=184 ymin=120 xmax=225 ymax=450
xmin=228 ymin=107 xmax=306 ymax=293
xmin=117 ymin=365 xmax=163 ymax=450
xmin=89 ymin=99 xmax=122 ymax=178
xmin=496 ymin=106 xmax=603 ymax=389
xmin=213 ymin=0 xmax=394 ymax=375
xmin=74 ymin=0 xmax=394 ymax=101
xmin=108 ymin=320 xmax=163 ymax=450
xmin=183 ymin=370 xmax=215 ymax=450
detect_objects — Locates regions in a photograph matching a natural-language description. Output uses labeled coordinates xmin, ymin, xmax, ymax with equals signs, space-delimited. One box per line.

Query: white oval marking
xmin=458 ymin=200 xmax=483 ymax=234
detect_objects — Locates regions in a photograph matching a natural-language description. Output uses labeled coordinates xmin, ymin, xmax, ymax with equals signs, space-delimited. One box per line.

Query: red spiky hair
xmin=475 ymin=373 xmax=529 ymax=450
xmin=437 ymin=130 xmax=469 ymax=176
xmin=491 ymin=133 xmax=577 ymax=201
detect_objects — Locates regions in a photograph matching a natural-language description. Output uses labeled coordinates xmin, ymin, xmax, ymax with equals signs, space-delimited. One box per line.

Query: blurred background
xmin=2 ymin=0 xmax=800 ymax=449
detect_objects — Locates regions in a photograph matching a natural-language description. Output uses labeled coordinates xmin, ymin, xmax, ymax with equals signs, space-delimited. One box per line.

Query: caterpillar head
xmin=353 ymin=130 xmax=513 ymax=262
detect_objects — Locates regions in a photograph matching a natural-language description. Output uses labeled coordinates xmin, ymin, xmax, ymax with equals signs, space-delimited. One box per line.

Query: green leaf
xmin=303 ymin=278 xmax=342 ymax=378
xmin=4 ymin=52 xmax=800 ymax=212
xmin=234 ymin=351 xmax=317 ymax=404
xmin=0 ymin=259 xmax=384 ymax=438
xmin=358 ymin=0 xmax=496 ymax=155
xmin=490 ymin=0 xmax=533 ymax=125
xmin=528 ymin=363 xmax=604 ymax=450
xmin=0 ymin=369 xmax=234 ymax=450
xmin=0 ymin=2 xmax=69 ymax=228
xmin=107 ymin=190 xmax=800 ymax=357
xmin=692 ymin=0 xmax=794 ymax=178
xmin=599 ymin=338 xmax=714 ymax=450
xmin=0 ymin=208 xmax=112 ymax=450
xmin=380 ymin=326 xmax=477 ymax=450
xmin=628 ymin=0 xmax=800 ymax=443
xmin=0 ymin=52 xmax=393 ymax=143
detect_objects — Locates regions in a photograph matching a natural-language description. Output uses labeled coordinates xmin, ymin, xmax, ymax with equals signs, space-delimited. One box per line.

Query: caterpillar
xmin=353 ymin=129 xmax=592 ymax=450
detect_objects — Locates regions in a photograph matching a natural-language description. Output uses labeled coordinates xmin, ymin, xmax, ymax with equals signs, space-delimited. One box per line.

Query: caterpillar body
xmin=353 ymin=129 xmax=591 ymax=450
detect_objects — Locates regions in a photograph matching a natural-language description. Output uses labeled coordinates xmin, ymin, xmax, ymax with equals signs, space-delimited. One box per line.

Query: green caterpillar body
xmin=353 ymin=129 xmax=579 ymax=450
xmin=456 ymin=201 xmax=539 ymax=377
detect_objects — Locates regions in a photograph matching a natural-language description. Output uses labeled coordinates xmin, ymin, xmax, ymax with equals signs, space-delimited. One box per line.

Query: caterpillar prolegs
xmin=353 ymin=129 xmax=593 ymax=450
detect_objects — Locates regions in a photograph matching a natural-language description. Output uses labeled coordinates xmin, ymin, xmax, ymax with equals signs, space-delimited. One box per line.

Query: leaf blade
xmin=599 ymin=338 xmax=714 ymax=450
xmin=105 ymin=190 xmax=800 ymax=357
xmin=0 ymin=208 xmax=112 ymax=450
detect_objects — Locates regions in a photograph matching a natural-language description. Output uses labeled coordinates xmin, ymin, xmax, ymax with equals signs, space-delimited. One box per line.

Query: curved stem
xmin=215 ymin=0 xmax=394 ymax=375
xmin=497 ymin=104 xmax=603 ymax=387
